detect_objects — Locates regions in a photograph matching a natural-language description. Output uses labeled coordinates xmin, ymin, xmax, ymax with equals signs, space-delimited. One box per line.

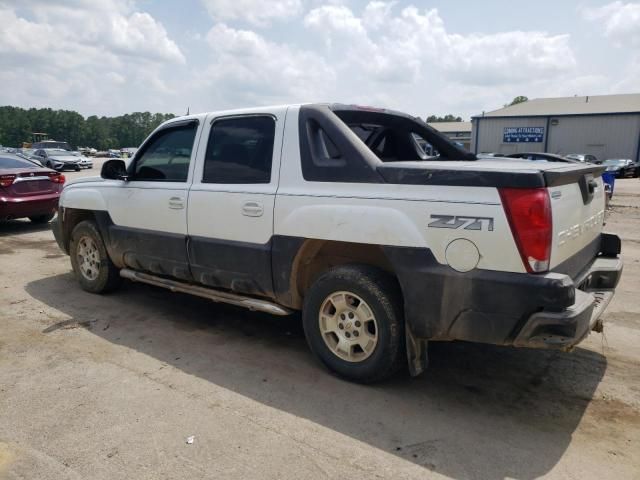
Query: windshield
xmin=35 ymin=141 xmax=71 ymax=150
xmin=45 ymin=149 xmax=73 ymax=156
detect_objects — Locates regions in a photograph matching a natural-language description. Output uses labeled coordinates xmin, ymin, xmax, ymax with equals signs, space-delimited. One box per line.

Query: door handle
xmin=242 ymin=201 xmax=264 ymax=217
xmin=168 ymin=196 xmax=185 ymax=209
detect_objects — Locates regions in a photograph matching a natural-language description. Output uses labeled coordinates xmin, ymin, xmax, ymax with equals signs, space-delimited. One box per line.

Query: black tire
xmin=302 ymin=264 xmax=405 ymax=383
xmin=69 ymin=220 xmax=121 ymax=293
xmin=29 ymin=213 xmax=55 ymax=224
xmin=45 ymin=160 xmax=52 ymax=169
xmin=75 ymin=166 xmax=81 ymax=171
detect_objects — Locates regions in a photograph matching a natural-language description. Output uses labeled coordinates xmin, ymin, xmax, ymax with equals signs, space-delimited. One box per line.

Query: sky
xmin=0 ymin=0 xmax=639 ymax=120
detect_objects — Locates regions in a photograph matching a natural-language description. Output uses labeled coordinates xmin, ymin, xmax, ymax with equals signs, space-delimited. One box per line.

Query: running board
xmin=120 ymin=268 xmax=293 ymax=316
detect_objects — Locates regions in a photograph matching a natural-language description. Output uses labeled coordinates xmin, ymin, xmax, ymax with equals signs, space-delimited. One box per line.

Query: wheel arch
xmin=60 ymin=186 xmax=108 ymax=211
xmin=281 ymin=238 xmax=397 ymax=310
xmin=276 ymin=237 xmax=428 ymax=376
xmin=59 ymin=208 xmax=98 ymax=253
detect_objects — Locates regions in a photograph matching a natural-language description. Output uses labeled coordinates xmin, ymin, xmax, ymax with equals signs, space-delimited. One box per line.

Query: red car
xmin=0 ymin=153 xmax=65 ymax=223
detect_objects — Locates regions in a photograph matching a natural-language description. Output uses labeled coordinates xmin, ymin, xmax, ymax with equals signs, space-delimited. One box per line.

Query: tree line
xmin=0 ymin=106 xmax=175 ymax=150
xmin=426 ymin=114 xmax=464 ymax=123
xmin=426 ymin=97 xmax=528 ymax=122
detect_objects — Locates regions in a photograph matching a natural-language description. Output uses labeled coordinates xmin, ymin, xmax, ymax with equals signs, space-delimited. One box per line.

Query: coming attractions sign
xmin=503 ymin=127 xmax=545 ymax=143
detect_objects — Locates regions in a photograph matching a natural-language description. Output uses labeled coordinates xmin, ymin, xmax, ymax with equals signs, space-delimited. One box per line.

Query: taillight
xmin=48 ymin=172 xmax=66 ymax=184
xmin=499 ymin=188 xmax=552 ymax=273
xmin=0 ymin=174 xmax=16 ymax=187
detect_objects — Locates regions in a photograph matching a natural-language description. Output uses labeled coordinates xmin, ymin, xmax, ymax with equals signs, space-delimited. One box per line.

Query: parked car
xmin=565 ymin=153 xmax=599 ymax=164
xmin=491 ymin=152 xmax=576 ymax=163
xmin=69 ymin=151 xmax=93 ymax=169
xmin=0 ymin=153 xmax=65 ymax=223
xmin=78 ymin=156 xmax=93 ymax=169
xmin=32 ymin=140 xmax=72 ymax=151
xmin=15 ymin=150 xmax=44 ymax=167
xmin=476 ymin=152 xmax=505 ymax=159
xmin=603 ymin=159 xmax=634 ymax=178
xmin=52 ymin=103 xmax=622 ymax=383
xmin=121 ymin=147 xmax=138 ymax=158
xmin=33 ymin=149 xmax=82 ymax=171
xmin=78 ymin=147 xmax=98 ymax=156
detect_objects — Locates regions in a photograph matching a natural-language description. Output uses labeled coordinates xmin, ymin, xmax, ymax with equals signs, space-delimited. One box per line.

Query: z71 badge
xmin=428 ymin=215 xmax=494 ymax=231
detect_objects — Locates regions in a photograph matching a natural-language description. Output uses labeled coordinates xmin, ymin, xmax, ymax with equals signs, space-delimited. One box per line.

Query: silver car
xmin=69 ymin=151 xmax=93 ymax=169
xmin=565 ymin=153 xmax=599 ymax=164
xmin=33 ymin=149 xmax=82 ymax=171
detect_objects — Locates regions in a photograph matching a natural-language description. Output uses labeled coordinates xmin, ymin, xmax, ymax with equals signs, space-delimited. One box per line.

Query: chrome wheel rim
xmin=77 ymin=236 xmax=100 ymax=281
xmin=318 ymin=291 xmax=378 ymax=363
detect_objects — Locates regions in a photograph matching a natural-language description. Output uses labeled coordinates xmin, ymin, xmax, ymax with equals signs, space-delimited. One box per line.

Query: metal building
xmin=428 ymin=121 xmax=472 ymax=150
xmin=471 ymin=93 xmax=640 ymax=162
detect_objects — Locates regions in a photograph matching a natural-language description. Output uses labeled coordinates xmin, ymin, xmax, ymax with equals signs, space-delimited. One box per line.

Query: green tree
xmin=508 ymin=96 xmax=528 ymax=106
xmin=426 ymin=114 xmax=463 ymax=123
xmin=0 ymin=106 xmax=175 ymax=149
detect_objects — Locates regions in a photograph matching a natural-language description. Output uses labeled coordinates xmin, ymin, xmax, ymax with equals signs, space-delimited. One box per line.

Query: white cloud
xmin=304 ymin=4 xmax=576 ymax=88
xmin=4 ymin=0 xmax=184 ymax=63
xmin=197 ymin=23 xmax=335 ymax=106
xmin=362 ymin=1 xmax=397 ymax=30
xmin=304 ymin=5 xmax=366 ymax=35
xmin=582 ymin=2 xmax=640 ymax=97
xmin=0 ymin=0 xmax=633 ymax=120
xmin=200 ymin=0 xmax=302 ymax=26
xmin=583 ymin=1 xmax=640 ymax=46
xmin=443 ymin=31 xmax=575 ymax=85
xmin=0 ymin=1 xmax=184 ymax=115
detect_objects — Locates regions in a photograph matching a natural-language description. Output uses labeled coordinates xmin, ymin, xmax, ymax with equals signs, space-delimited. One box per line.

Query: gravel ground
xmin=0 ymin=168 xmax=639 ymax=480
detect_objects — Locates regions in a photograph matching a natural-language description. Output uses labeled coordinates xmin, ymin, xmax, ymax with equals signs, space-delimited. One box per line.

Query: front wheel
xmin=302 ymin=265 xmax=405 ymax=383
xmin=69 ymin=220 xmax=121 ymax=293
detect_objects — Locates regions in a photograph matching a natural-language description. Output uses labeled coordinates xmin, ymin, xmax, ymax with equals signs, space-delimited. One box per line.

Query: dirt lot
xmin=1 ymin=167 xmax=639 ymax=480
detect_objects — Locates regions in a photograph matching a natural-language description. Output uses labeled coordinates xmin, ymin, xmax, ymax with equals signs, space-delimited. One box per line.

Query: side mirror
xmin=101 ymin=159 xmax=128 ymax=180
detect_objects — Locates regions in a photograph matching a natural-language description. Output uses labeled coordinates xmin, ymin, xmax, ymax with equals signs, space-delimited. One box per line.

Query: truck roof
xmin=161 ymin=103 xmax=426 ymax=127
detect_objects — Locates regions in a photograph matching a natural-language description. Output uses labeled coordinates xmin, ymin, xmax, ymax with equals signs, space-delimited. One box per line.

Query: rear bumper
xmin=384 ymin=233 xmax=623 ymax=350
xmin=513 ymin=256 xmax=622 ymax=349
xmin=0 ymin=194 xmax=59 ymax=220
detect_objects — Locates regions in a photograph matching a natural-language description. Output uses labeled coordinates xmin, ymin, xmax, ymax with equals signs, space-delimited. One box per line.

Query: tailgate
xmin=545 ymin=164 xmax=606 ymax=271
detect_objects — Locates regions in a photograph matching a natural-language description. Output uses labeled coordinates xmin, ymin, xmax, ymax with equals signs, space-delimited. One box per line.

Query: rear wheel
xmin=70 ymin=220 xmax=121 ymax=293
xmin=29 ymin=213 xmax=55 ymax=224
xmin=302 ymin=265 xmax=405 ymax=383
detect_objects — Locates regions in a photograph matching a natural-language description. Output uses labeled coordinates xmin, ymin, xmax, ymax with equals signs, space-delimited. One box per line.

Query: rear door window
xmin=203 ymin=116 xmax=275 ymax=184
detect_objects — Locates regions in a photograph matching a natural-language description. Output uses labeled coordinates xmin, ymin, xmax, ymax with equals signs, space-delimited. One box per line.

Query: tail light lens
xmin=48 ymin=172 xmax=66 ymax=184
xmin=0 ymin=174 xmax=17 ymax=187
xmin=499 ymin=188 xmax=552 ymax=273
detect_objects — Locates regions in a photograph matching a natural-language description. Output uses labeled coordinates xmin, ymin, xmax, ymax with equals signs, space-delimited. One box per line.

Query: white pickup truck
xmin=52 ymin=103 xmax=623 ymax=383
